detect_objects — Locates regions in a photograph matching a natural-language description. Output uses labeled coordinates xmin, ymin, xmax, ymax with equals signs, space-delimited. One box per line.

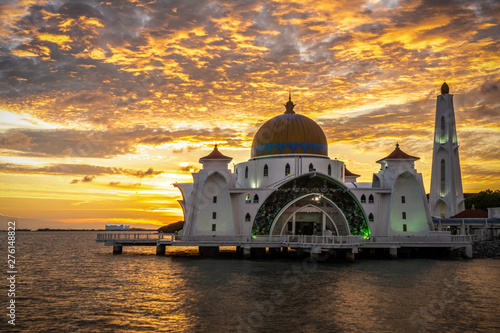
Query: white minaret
xmin=429 ymin=82 xmax=465 ymax=217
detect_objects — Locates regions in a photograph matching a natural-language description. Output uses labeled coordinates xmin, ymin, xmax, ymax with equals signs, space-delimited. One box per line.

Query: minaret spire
xmin=429 ymin=82 xmax=464 ymax=217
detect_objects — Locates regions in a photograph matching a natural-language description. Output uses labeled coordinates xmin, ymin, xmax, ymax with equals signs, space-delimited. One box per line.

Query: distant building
xmin=105 ymin=224 xmax=130 ymax=231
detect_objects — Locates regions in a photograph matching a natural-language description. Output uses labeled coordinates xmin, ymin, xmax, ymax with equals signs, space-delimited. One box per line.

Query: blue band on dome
xmin=252 ymin=142 xmax=328 ymax=157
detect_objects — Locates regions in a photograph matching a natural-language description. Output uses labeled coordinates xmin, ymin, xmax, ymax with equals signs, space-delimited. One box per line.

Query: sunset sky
xmin=1 ymin=0 xmax=499 ymax=229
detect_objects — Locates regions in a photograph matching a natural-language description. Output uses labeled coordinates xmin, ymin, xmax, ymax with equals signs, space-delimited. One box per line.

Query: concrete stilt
xmin=243 ymin=247 xmax=251 ymax=259
xmin=464 ymin=245 xmax=473 ymax=259
xmin=113 ymin=245 xmax=123 ymax=255
xmin=282 ymin=246 xmax=288 ymax=254
xmin=156 ymin=244 xmax=166 ymax=256
xmin=346 ymin=251 xmax=355 ymax=262
xmin=310 ymin=246 xmax=322 ymax=260
xmin=389 ymin=247 xmax=398 ymax=259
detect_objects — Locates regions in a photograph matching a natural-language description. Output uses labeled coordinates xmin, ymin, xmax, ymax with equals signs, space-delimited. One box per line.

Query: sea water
xmin=1 ymin=231 xmax=499 ymax=332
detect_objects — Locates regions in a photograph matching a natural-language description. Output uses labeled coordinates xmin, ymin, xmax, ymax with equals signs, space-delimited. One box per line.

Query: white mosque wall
xmin=191 ymin=171 xmax=235 ymax=236
xmin=350 ymin=188 xmax=391 ymax=237
xmin=388 ymin=172 xmax=432 ymax=235
xmin=235 ymin=155 xmax=344 ymax=189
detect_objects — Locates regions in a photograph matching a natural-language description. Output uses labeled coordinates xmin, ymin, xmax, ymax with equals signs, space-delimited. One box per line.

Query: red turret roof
xmin=199 ymin=144 xmax=232 ymax=161
xmin=376 ymin=143 xmax=419 ymax=163
xmin=451 ymin=208 xmax=488 ymax=219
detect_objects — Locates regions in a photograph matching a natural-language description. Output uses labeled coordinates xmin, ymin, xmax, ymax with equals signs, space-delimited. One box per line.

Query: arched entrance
xmin=270 ymin=194 xmax=350 ymax=236
xmin=251 ymin=174 xmax=370 ymax=236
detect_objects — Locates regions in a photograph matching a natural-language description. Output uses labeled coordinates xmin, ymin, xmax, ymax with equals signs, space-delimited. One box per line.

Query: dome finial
xmin=284 ymin=93 xmax=296 ymax=114
xmin=441 ymin=81 xmax=449 ymax=94
xmin=396 ymin=142 xmax=400 ymax=149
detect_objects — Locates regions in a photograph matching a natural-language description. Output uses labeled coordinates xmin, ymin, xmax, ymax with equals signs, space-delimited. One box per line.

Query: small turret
xmin=284 ymin=93 xmax=296 ymax=114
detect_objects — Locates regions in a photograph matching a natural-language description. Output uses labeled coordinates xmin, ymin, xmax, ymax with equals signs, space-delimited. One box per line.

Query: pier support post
xmin=156 ymin=244 xmax=166 ymax=256
xmin=345 ymin=251 xmax=355 ymax=263
xmin=113 ymin=245 xmax=123 ymax=255
xmin=464 ymin=245 xmax=473 ymax=259
xmin=282 ymin=247 xmax=288 ymax=254
xmin=310 ymin=246 xmax=322 ymax=261
xmin=243 ymin=247 xmax=251 ymax=259
xmin=389 ymin=247 xmax=398 ymax=259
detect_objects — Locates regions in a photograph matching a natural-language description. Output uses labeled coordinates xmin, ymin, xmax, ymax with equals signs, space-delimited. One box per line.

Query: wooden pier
xmin=96 ymin=233 xmax=476 ymax=260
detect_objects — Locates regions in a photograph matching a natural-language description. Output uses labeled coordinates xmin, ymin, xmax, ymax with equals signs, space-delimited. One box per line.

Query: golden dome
xmin=251 ymin=97 xmax=328 ymax=158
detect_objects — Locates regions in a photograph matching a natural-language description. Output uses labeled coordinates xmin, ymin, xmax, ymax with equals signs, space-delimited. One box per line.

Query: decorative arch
xmin=369 ymin=194 xmax=374 ymax=203
xmin=440 ymin=159 xmax=446 ymax=196
xmin=245 ymin=166 xmax=249 ymax=179
xmin=440 ymin=116 xmax=446 ymax=143
xmin=269 ymin=194 xmax=350 ymax=236
xmin=434 ymin=199 xmax=447 ymax=218
xmin=245 ymin=194 xmax=252 ymax=203
xmin=368 ymin=213 xmax=374 ymax=222
xmin=251 ymin=174 xmax=369 ymax=236
xmin=245 ymin=213 xmax=251 ymax=221
xmin=309 ymin=163 xmax=314 ymax=172
xmin=263 ymin=164 xmax=269 ymax=177
xmin=285 ymin=163 xmax=290 ymax=176
xmin=254 ymin=194 xmax=259 ymax=203
xmin=361 ymin=194 xmax=366 ymax=203
xmin=328 ymin=164 xmax=331 ymax=176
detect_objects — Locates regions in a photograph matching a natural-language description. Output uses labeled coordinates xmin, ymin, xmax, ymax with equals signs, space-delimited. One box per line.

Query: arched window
xmin=368 ymin=213 xmax=374 ymax=222
xmin=440 ymin=159 xmax=446 ymax=196
xmin=309 ymin=163 xmax=314 ymax=172
xmin=245 ymin=213 xmax=251 ymax=222
xmin=245 ymin=194 xmax=252 ymax=203
xmin=285 ymin=163 xmax=290 ymax=176
xmin=245 ymin=166 xmax=248 ymax=179
xmin=328 ymin=164 xmax=331 ymax=176
xmin=254 ymin=194 xmax=259 ymax=203
xmin=361 ymin=194 xmax=366 ymax=203
xmin=440 ymin=116 xmax=446 ymax=143
xmin=368 ymin=194 xmax=374 ymax=204
xmin=263 ymin=164 xmax=268 ymax=177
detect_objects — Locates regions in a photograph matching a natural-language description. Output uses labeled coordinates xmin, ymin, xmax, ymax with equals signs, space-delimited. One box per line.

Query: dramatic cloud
xmin=0 ymin=163 xmax=163 ymax=178
xmin=0 ymin=0 xmax=499 ymax=228
xmin=0 ymin=126 xmax=241 ymax=157
xmin=178 ymin=164 xmax=201 ymax=173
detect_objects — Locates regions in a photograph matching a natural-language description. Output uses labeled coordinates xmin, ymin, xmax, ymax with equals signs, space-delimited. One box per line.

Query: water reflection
xmin=10 ymin=232 xmax=500 ymax=332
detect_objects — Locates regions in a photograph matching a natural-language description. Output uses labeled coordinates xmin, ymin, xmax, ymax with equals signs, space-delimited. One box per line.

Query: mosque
xmin=98 ymin=83 xmax=499 ymax=257
xmin=174 ymin=84 xmax=464 ymax=243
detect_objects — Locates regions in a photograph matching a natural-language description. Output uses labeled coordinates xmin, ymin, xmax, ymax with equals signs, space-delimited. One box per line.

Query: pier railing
xmin=96 ymin=233 xmax=174 ymax=242
xmin=97 ymin=233 xmax=477 ymax=246
xmin=367 ymin=234 xmax=477 ymax=244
